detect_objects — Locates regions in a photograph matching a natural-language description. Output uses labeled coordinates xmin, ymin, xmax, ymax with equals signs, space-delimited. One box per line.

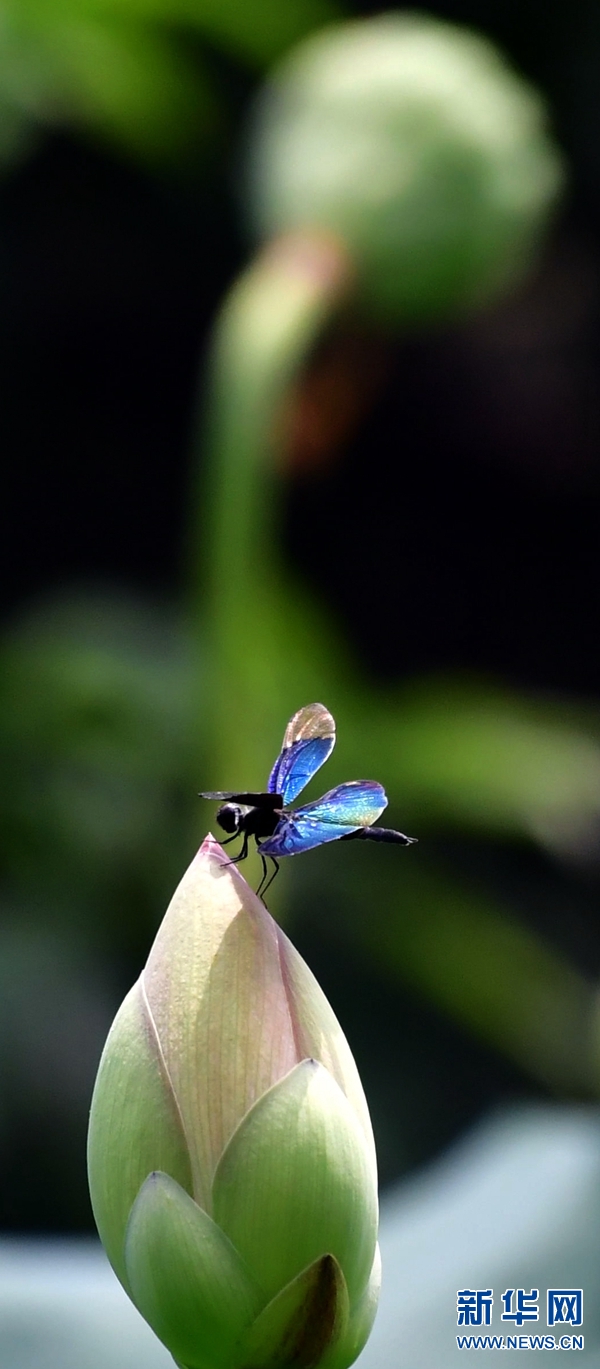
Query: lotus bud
xmin=87 ymin=836 xmax=380 ymax=1369
xmin=247 ymin=14 xmax=564 ymax=323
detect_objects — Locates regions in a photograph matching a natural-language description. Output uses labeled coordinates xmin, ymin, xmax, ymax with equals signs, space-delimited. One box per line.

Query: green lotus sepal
xmin=88 ymin=836 xmax=380 ymax=1368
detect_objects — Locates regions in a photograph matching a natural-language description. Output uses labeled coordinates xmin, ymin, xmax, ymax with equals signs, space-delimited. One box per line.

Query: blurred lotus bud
xmin=88 ymin=836 xmax=380 ymax=1369
xmin=247 ymin=14 xmax=565 ymax=323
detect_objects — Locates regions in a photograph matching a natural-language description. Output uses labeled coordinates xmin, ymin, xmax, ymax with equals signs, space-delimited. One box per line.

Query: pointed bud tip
xmin=198 ymin=833 xmax=253 ymax=881
xmin=196 ymin=834 xmax=270 ymax=912
xmin=199 ymin=832 xmax=229 ymax=860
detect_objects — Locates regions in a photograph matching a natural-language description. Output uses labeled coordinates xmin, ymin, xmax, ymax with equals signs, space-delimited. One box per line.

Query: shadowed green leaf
xmin=234 ymin=1252 xmax=348 ymax=1369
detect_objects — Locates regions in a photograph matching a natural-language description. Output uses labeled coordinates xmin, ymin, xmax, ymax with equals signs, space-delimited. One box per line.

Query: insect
xmin=200 ymin=702 xmax=417 ymax=897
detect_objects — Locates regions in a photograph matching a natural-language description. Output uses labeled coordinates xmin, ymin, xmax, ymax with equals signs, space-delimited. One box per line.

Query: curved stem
xmin=188 ymin=231 xmax=352 ymax=787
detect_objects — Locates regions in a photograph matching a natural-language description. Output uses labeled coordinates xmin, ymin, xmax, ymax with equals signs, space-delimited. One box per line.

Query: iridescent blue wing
xmin=259 ymin=780 xmax=387 ymax=857
xmin=267 ymin=703 xmax=336 ymax=806
xmin=295 ymin=780 xmax=387 ymax=826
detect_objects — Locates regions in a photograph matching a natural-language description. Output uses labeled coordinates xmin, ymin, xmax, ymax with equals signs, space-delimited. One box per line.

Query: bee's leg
xmin=256 ymin=851 xmax=269 ymax=899
xmin=223 ymin=833 xmax=249 ymax=866
xmin=257 ymin=856 xmax=279 ymax=902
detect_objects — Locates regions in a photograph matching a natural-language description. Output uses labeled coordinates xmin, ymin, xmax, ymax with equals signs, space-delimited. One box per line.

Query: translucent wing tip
xmin=282 ymin=702 xmax=336 ymax=750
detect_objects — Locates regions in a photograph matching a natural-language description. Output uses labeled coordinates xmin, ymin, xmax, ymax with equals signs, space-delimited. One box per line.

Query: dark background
xmin=2 ymin=0 xmax=600 ymax=1233
xmin=3 ymin=1 xmax=600 ymax=691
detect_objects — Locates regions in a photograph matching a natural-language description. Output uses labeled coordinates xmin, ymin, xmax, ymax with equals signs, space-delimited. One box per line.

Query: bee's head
xmin=216 ymin=802 xmax=243 ymax=835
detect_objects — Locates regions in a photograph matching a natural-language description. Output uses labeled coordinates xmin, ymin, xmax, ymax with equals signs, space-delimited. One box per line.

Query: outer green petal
xmin=87 ymin=980 xmax=193 ymax=1291
xmin=320 ymin=1245 xmax=381 ymax=1369
xmin=213 ymin=1059 xmax=378 ymax=1306
xmin=234 ymin=1253 xmax=349 ymax=1369
xmin=124 ymin=1172 xmax=265 ymax=1369
xmin=275 ymin=932 xmax=377 ymax=1175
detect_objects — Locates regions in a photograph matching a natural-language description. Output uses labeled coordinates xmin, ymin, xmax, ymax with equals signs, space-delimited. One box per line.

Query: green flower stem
xmin=188 ymin=230 xmax=352 ymax=789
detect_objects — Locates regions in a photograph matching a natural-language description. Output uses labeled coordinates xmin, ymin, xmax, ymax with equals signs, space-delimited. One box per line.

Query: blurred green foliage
xmin=0 ymin=0 xmax=340 ymax=164
xmin=0 ymin=595 xmax=194 ymax=932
